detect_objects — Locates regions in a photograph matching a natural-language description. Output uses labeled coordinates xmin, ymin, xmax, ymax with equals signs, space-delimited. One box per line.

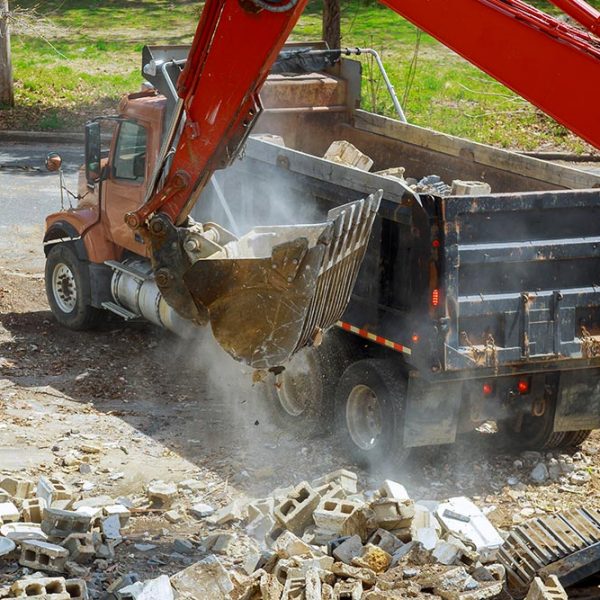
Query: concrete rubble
xmin=0 ymin=464 xmax=595 ymax=598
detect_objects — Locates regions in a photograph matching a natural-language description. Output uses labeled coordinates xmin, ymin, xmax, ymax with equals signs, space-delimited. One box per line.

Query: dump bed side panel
xmin=442 ymin=189 xmax=600 ymax=370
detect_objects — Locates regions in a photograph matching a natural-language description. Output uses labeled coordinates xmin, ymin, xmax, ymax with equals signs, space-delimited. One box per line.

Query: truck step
xmin=497 ymin=507 xmax=600 ymax=595
xmin=101 ymin=301 xmax=140 ymax=321
xmin=104 ymin=260 xmax=148 ymax=281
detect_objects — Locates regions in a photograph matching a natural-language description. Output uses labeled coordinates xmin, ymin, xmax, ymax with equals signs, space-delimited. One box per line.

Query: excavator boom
xmin=126 ymin=0 xmax=600 ymax=368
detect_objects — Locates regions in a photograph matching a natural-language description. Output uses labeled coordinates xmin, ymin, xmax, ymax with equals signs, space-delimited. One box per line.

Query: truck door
xmin=102 ymin=120 xmax=149 ymax=256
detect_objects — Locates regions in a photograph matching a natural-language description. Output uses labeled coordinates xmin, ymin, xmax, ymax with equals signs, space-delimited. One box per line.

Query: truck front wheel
xmin=334 ymin=358 xmax=409 ymax=469
xmin=45 ymin=244 xmax=102 ymax=330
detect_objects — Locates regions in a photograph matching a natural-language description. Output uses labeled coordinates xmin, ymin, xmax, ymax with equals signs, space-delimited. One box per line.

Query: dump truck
xmin=42 ymin=0 xmax=600 ymax=466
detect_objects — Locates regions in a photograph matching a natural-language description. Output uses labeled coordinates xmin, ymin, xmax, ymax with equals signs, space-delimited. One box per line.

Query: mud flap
xmin=184 ymin=192 xmax=382 ymax=368
xmin=554 ymin=368 xmax=600 ymax=431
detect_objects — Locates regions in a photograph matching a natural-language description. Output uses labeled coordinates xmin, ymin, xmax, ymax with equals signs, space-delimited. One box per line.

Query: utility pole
xmin=322 ymin=0 xmax=341 ymax=50
xmin=0 ymin=0 xmax=14 ymax=107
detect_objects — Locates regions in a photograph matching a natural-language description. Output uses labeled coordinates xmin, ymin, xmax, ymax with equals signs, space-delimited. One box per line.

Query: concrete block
xmin=247 ymin=497 xmax=275 ymax=522
xmin=281 ymin=576 xmax=305 ymax=598
xmin=451 ymin=180 xmax=492 ymax=197
xmin=368 ymin=528 xmax=403 ymax=555
xmin=71 ymin=495 xmax=112 ymax=510
xmin=0 ymin=475 xmax=34 ymax=499
xmin=390 ymin=540 xmax=416 ymax=567
xmin=324 ymin=140 xmax=373 ymax=172
xmin=23 ymin=498 xmax=47 ymax=523
xmin=101 ymin=514 xmax=122 ymax=540
xmin=64 ymin=579 xmax=88 ymax=600
xmin=379 ymin=480 xmax=410 ymax=501
xmin=371 ymin=499 xmax=415 ymax=530
xmin=322 ymin=583 xmax=334 ymax=600
xmin=170 ymin=555 xmax=234 ymax=599
xmin=0 ymin=521 xmax=46 ymax=543
xmin=0 ymin=536 xmax=16 ymax=556
xmin=103 ymin=504 xmax=131 ymax=528
xmin=273 ymin=481 xmax=320 ymax=535
xmin=312 ymin=469 xmax=358 ymax=495
xmin=62 ymin=533 xmax=96 ymax=564
xmin=352 ymin=543 xmax=392 ymax=573
xmin=42 ymin=508 xmax=92 ymax=539
xmin=331 ymin=561 xmax=376 ymax=585
xmin=64 ymin=561 xmax=90 ymax=579
xmin=19 ymin=539 xmax=69 ymax=573
xmin=414 ymin=526 xmax=438 ymax=550
xmin=433 ymin=540 xmax=464 ymax=565
xmin=331 ymin=534 xmax=363 ymax=564
xmin=120 ymin=575 xmax=173 ymax=600
xmin=525 ymin=575 xmax=568 ymax=600
xmin=10 ymin=576 xmax=70 ymax=599
xmin=207 ymin=498 xmax=247 ymax=525
xmin=314 ymin=482 xmax=347 ymax=502
xmin=272 ymin=530 xmax=315 ymax=559
xmin=146 ymin=481 xmax=177 ymax=509
xmin=259 ymin=572 xmax=284 ymax=600
xmin=247 ymin=513 xmax=276 ymax=548
xmin=0 ymin=501 xmax=20 ymax=523
xmin=305 ymin=567 xmax=322 ymax=600
xmin=333 ymin=579 xmax=363 ymax=599
xmin=37 ymin=477 xmax=72 ymax=506
xmin=313 ymin=498 xmax=363 ymax=535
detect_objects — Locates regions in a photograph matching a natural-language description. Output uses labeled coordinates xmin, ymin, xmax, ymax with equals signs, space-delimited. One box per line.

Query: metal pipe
xmin=342 ymin=47 xmax=407 ymax=123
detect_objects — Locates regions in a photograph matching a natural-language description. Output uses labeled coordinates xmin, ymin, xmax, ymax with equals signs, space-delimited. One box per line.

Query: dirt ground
xmin=1 ymin=224 xmax=600 ymax=594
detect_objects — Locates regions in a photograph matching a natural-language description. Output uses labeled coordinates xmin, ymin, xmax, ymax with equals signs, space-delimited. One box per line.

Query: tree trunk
xmin=322 ymin=0 xmax=341 ymax=50
xmin=0 ymin=0 xmax=14 ymax=107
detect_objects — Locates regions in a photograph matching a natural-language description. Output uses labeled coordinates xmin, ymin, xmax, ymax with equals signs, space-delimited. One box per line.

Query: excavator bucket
xmin=184 ymin=191 xmax=382 ymax=368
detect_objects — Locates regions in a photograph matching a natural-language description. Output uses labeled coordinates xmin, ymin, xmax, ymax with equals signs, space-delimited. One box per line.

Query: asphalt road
xmin=0 ymin=142 xmax=83 ymax=228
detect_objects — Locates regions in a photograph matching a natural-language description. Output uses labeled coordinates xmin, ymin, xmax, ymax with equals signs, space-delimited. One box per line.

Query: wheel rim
xmin=52 ymin=262 xmax=77 ymax=313
xmin=274 ymin=349 xmax=317 ymax=417
xmin=346 ymin=384 xmax=383 ymax=450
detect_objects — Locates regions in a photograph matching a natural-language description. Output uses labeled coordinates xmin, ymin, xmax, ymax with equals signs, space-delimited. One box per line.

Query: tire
xmin=260 ymin=328 xmax=358 ymax=435
xmin=334 ymin=358 xmax=409 ymax=469
xmin=45 ymin=244 xmax=102 ymax=330
xmin=562 ymin=430 xmax=592 ymax=448
xmin=498 ymin=402 xmax=565 ymax=450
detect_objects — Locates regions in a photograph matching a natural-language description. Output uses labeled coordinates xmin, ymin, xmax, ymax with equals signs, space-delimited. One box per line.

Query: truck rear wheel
xmin=45 ymin=244 xmax=102 ymax=330
xmin=499 ymin=402 xmax=565 ymax=450
xmin=334 ymin=358 xmax=409 ymax=469
xmin=562 ymin=430 xmax=592 ymax=447
xmin=261 ymin=329 xmax=358 ymax=435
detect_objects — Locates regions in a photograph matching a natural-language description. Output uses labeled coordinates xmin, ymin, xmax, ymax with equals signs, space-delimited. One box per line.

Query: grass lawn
xmin=2 ymin=0 xmax=599 ymax=152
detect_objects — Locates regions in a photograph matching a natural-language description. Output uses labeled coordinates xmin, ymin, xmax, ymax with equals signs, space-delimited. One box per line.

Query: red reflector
xmin=431 ymin=288 xmax=440 ymax=307
xmin=411 ymin=333 xmax=420 ymax=343
xmin=518 ymin=379 xmax=530 ymax=394
xmin=483 ymin=383 xmax=493 ymax=395
xmin=432 ymin=239 xmax=440 ymax=248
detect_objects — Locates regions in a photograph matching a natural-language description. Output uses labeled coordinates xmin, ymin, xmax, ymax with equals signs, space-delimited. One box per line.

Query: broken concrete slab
xmin=170 ymin=555 xmax=234 ymax=599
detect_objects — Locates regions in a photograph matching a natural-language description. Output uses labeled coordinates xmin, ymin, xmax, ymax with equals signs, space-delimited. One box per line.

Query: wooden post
xmin=0 ymin=0 xmax=14 ymax=107
xmin=322 ymin=0 xmax=341 ymax=50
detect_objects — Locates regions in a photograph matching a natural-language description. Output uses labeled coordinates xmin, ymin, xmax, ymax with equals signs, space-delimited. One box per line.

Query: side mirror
xmin=45 ymin=152 xmax=62 ymax=172
xmin=85 ymin=121 xmax=101 ymax=184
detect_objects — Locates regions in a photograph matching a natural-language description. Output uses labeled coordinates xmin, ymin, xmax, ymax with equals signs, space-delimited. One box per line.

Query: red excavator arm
xmin=125 ymin=0 xmax=600 ymax=368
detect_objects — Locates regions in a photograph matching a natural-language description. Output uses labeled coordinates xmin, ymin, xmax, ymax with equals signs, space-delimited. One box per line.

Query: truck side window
xmin=113 ymin=121 xmax=147 ymax=182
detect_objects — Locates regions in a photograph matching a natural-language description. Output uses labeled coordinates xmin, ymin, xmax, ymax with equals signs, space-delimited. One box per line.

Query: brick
xmin=11 ymin=576 xmax=70 ymax=599
xmin=273 ymin=482 xmax=320 ymax=535
xmin=23 ymin=498 xmax=47 ymax=523
xmin=37 ymin=477 xmax=72 ymax=507
xmin=0 ymin=501 xmax=20 ymax=523
xmin=525 ymin=575 xmax=568 ymax=600
xmin=368 ymin=529 xmax=403 ymax=555
xmin=0 ymin=475 xmax=34 ymax=499
xmin=42 ymin=508 xmax=92 ymax=539
xmin=313 ymin=498 xmax=363 ymax=535
xmin=62 ymin=533 xmax=96 ymax=564
xmin=19 ymin=539 xmax=69 ymax=573
xmin=332 ymin=535 xmax=363 ymax=564
xmin=371 ymin=499 xmax=415 ymax=530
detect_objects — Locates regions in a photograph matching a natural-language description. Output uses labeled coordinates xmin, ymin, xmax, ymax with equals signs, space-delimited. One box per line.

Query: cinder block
xmin=368 ymin=528 xmax=403 ymax=555
xmin=0 ymin=476 xmax=34 ymax=499
xmin=451 ymin=180 xmax=491 ymax=197
xmin=19 ymin=539 xmax=69 ymax=573
xmin=304 ymin=567 xmax=322 ymax=600
xmin=0 ymin=501 xmax=20 ymax=523
xmin=64 ymin=579 xmax=89 ymax=600
xmin=312 ymin=470 xmax=358 ymax=495
xmin=247 ymin=497 xmax=275 ymax=522
xmin=11 ymin=576 xmax=70 ymax=599
xmin=23 ymin=498 xmax=47 ymax=523
xmin=333 ymin=579 xmax=363 ymax=599
xmin=331 ymin=561 xmax=377 ymax=586
xmin=331 ymin=535 xmax=363 ymax=564
xmin=371 ymin=499 xmax=415 ymax=530
xmin=525 ymin=575 xmax=568 ymax=600
xmin=103 ymin=504 xmax=130 ymax=528
xmin=281 ymin=576 xmax=306 ymax=599
xmin=62 ymin=533 xmax=96 ymax=564
xmin=37 ymin=477 xmax=72 ymax=507
xmin=272 ymin=530 xmax=315 ymax=559
xmin=42 ymin=508 xmax=92 ymax=539
xmin=324 ymin=140 xmax=373 ymax=172
xmin=273 ymin=482 xmax=320 ymax=535
xmin=379 ymin=480 xmax=410 ymax=501
xmin=313 ymin=498 xmax=363 ymax=535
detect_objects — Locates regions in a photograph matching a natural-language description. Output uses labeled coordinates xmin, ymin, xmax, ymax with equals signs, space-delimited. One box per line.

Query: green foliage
xmin=2 ymin=0 xmax=598 ymax=151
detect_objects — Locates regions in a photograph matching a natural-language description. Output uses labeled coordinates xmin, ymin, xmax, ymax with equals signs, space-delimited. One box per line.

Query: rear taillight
xmin=431 ymin=288 xmax=440 ymax=307
xmin=483 ymin=382 xmax=493 ymax=396
xmin=517 ymin=378 xmax=530 ymax=394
